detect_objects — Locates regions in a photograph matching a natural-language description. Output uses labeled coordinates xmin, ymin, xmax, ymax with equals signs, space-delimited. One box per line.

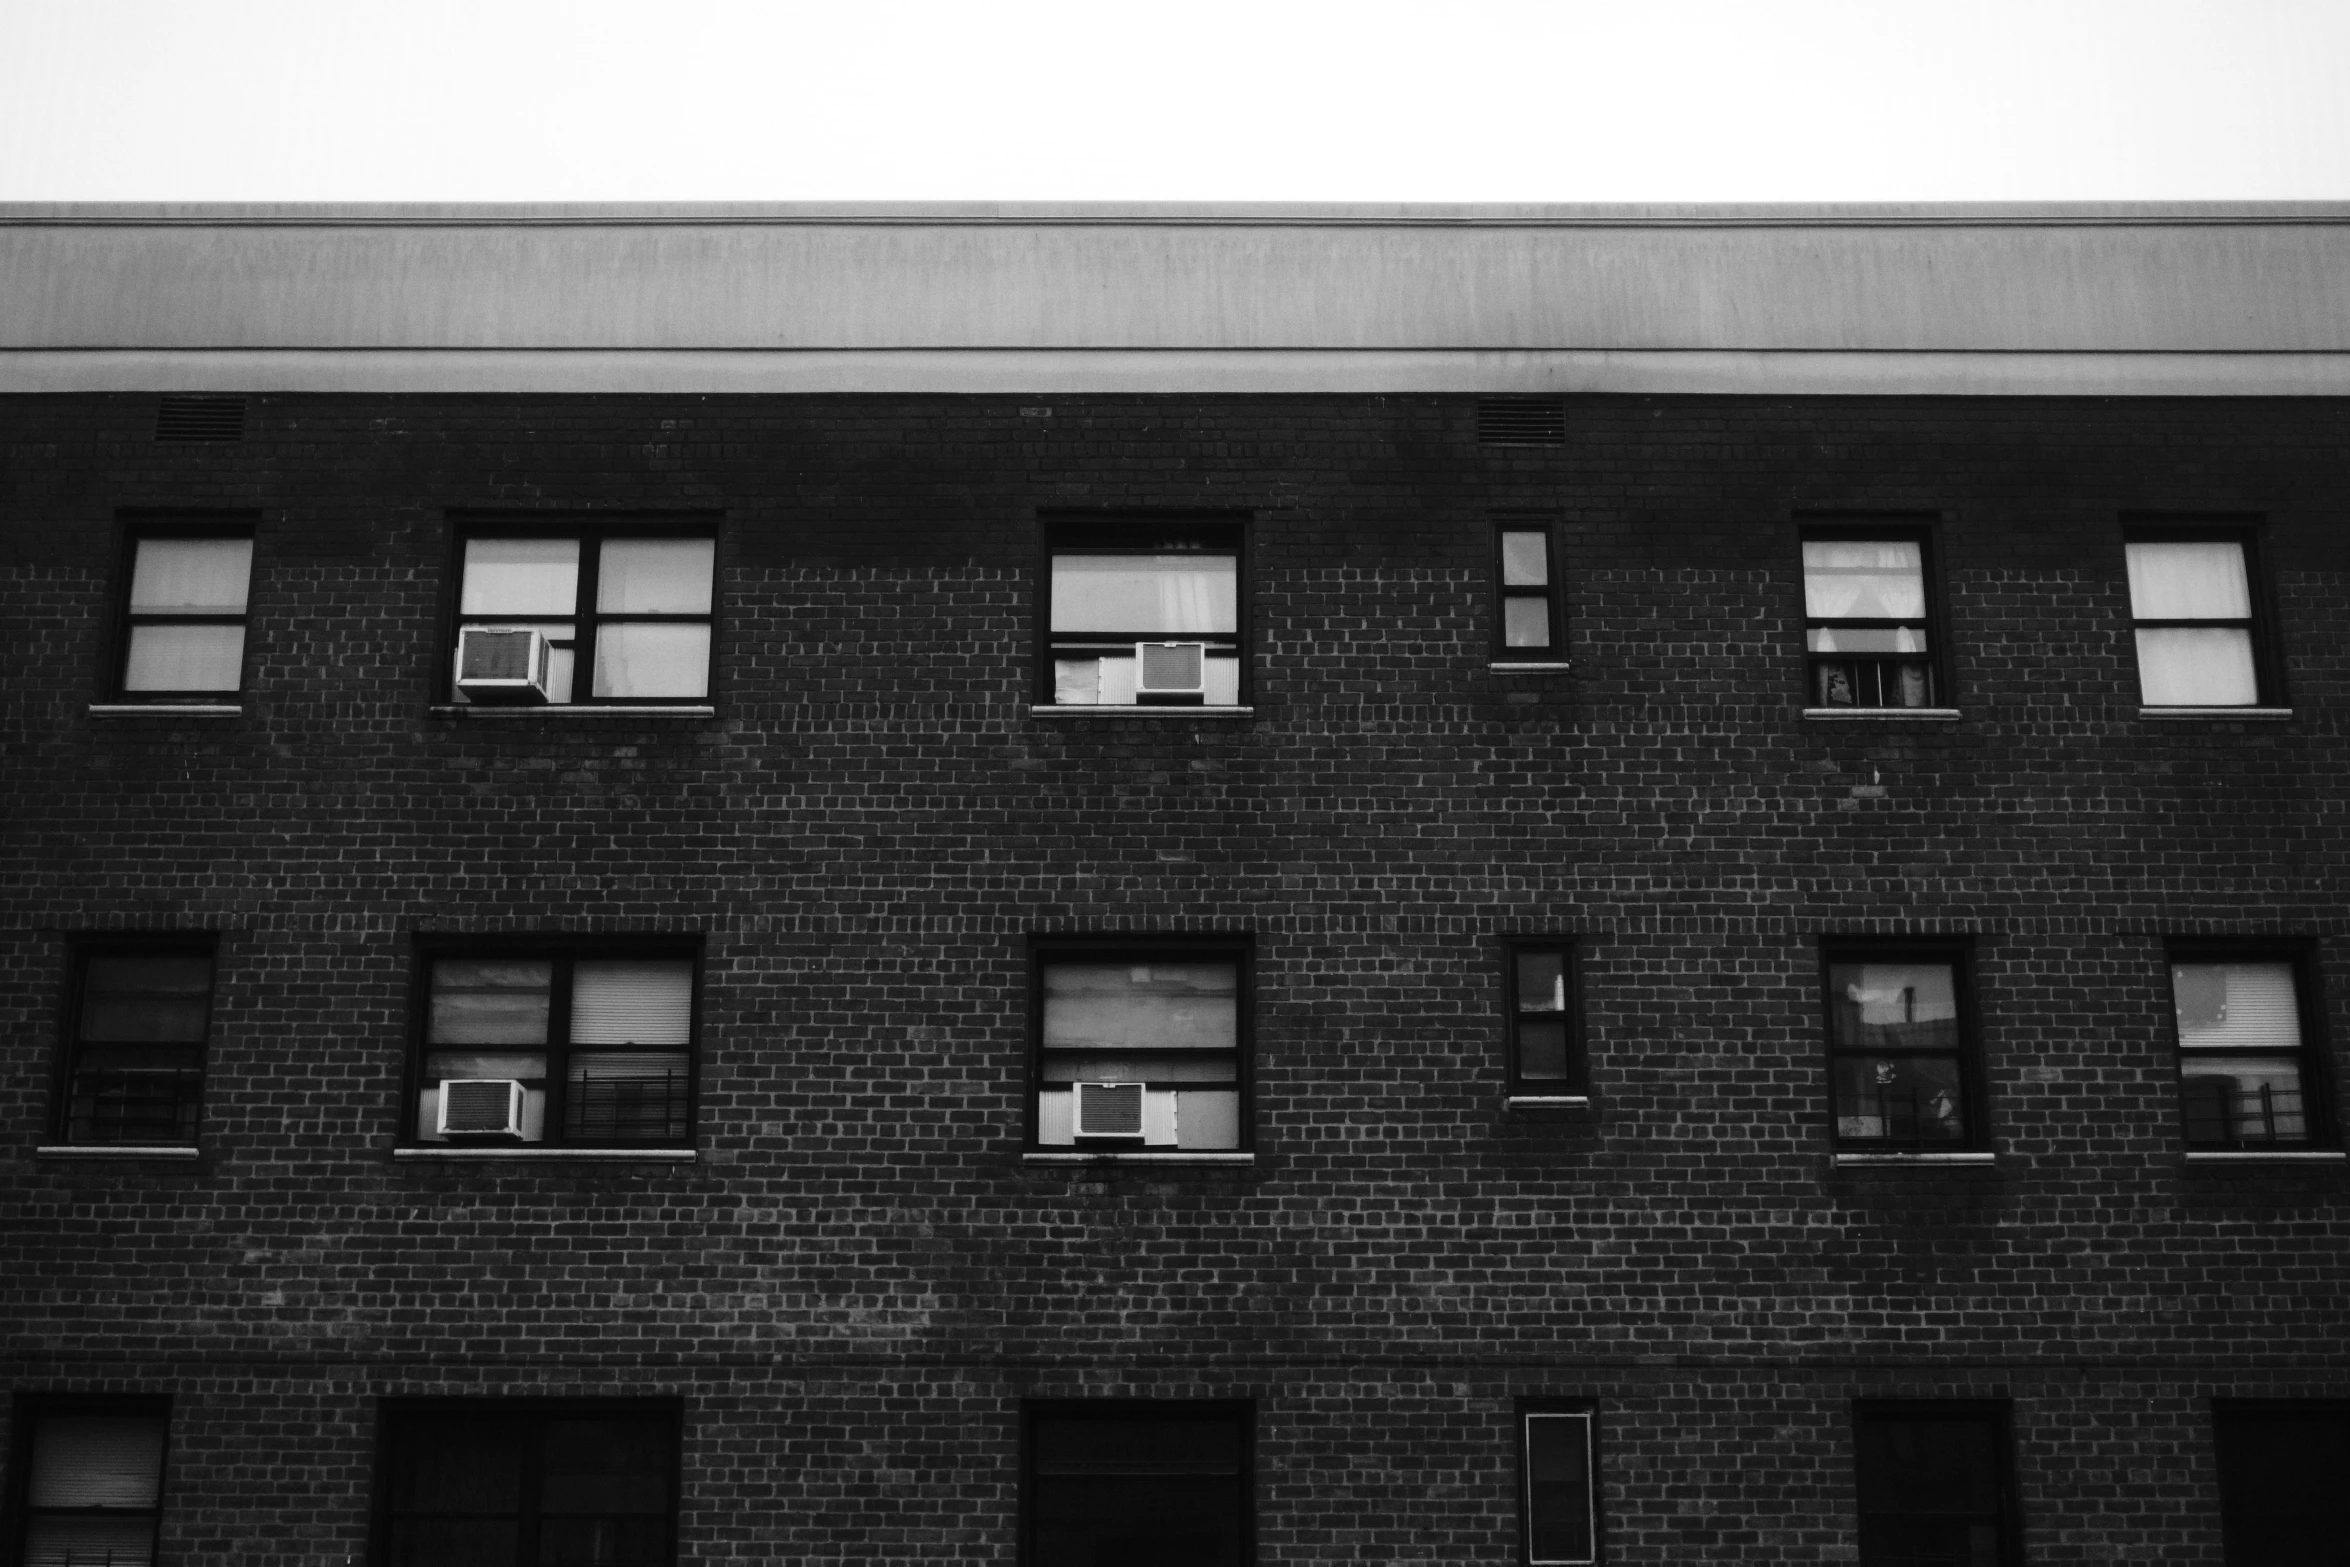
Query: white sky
xmin=0 ymin=0 xmax=2345 ymax=202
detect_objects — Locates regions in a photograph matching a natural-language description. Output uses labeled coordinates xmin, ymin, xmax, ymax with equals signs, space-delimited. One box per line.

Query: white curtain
xmin=129 ymin=536 xmax=250 ymax=613
xmin=2126 ymin=541 xmax=2249 ymax=619
xmin=1802 ymin=540 xmax=1923 ymax=619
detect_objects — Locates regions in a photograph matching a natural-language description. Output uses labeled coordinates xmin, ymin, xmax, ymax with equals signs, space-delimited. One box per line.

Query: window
xmin=1824 ymin=943 xmax=1982 ymax=1151
xmin=1851 ymin=1404 xmax=2018 ymax=1567
xmin=1506 ymin=940 xmax=1581 ymax=1097
xmin=114 ymin=526 xmax=253 ymax=698
xmin=450 ymin=524 xmax=715 ymax=705
xmin=2213 ymin=1402 xmax=2350 ymax=1565
xmin=375 ymin=1402 xmax=679 ymax=1567
xmin=1043 ymin=517 xmax=1243 ymax=707
xmin=1025 ymin=1402 xmax=1249 ymax=1567
xmin=56 ymin=940 xmax=213 ymax=1146
xmin=10 ymin=1398 xmax=171 ymax=1567
xmin=411 ymin=943 xmax=699 ymax=1147
xmin=1031 ymin=939 xmax=1247 ymax=1151
xmin=2168 ymin=949 xmax=2326 ymax=1149
xmin=2125 ymin=530 xmax=2274 ymax=707
xmin=1801 ymin=530 xmax=1940 ymax=709
xmin=1520 ymin=1405 xmax=1599 ymax=1566
xmin=1495 ymin=522 xmax=1563 ymax=660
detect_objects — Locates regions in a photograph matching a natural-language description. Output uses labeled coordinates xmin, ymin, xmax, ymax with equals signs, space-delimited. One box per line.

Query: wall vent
xmin=155 ymin=396 xmax=247 ymax=443
xmin=1477 ymin=397 xmax=1566 ymax=447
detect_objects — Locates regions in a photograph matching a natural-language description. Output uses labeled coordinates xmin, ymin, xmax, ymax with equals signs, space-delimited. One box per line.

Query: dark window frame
xmin=1035 ymin=511 xmax=1252 ymax=708
xmin=1850 ymin=1400 xmax=2021 ymax=1567
xmin=5 ymin=1391 xmax=173 ymax=1567
xmin=2121 ymin=518 xmax=2283 ymax=708
xmin=1504 ymin=937 xmax=1584 ymax=1096
xmin=1020 ymin=1399 xmax=1254 ymax=1567
xmin=108 ymin=516 xmax=259 ymax=702
xmin=2164 ymin=938 xmax=2333 ymax=1150
xmin=53 ymin=933 xmax=217 ymax=1147
xmin=368 ymin=1397 xmax=684 ymax=1567
xmin=1821 ymin=937 xmax=1990 ymax=1153
xmin=404 ymin=935 xmax=704 ymax=1150
xmin=1492 ymin=516 xmax=1564 ymax=661
xmin=1025 ymin=933 xmax=1254 ymax=1152
xmin=1517 ymin=1400 xmax=1601 ymax=1567
xmin=1797 ymin=518 xmax=1950 ymax=711
xmin=2211 ymin=1398 xmax=2350 ymax=1565
xmin=440 ymin=515 xmax=722 ymax=708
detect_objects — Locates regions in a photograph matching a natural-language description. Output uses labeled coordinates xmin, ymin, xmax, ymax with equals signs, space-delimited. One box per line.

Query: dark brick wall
xmin=2 ymin=390 xmax=2347 ymax=1563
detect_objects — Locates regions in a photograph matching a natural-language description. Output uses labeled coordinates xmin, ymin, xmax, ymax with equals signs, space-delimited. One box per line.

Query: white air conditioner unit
xmin=454 ymin=627 xmax=552 ymax=704
xmin=437 ymin=1078 xmax=527 ymax=1138
xmin=1133 ymin=641 xmax=1208 ymax=705
xmin=1072 ymin=1081 xmax=1148 ymax=1140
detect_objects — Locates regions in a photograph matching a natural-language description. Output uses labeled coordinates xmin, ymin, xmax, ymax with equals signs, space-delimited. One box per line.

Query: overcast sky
xmin=1 ymin=0 xmax=2345 ymax=203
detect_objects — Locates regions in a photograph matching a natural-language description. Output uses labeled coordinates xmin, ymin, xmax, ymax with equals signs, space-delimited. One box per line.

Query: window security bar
xmin=563 ymin=1072 xmax=691 ymax=1143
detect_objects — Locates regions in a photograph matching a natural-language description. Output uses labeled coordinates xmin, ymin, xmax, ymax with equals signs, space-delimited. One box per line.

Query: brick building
xmin=2 ymin=203 xmax=2347 ymax=1565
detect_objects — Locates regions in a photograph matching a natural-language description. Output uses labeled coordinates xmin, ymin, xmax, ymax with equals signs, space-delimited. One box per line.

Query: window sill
xmin=2138 ymin=706 xmax=2293 ymax=720
xmin=1022 ymin=1151 xmax=1255 ymax=1167
xmin=88 ymin=703 xmax=242 ymax=718
xmin=1802 ymin=707 xmax=1961 ymax=721
xmin=2184 ymin=1149 xmax=2345 ymax=1164
xmin=393 ymin=1146 xmax=698 ymax=1162
xmin=1488 ymin=661 xmax=1573 ymax=672
xmin=428 ymin=705 xmax=717 ymax=719
xmin=1506 ymin=1094 xmax=1591 ymax=1110
xmin=1832 ymin=1150 xmax=1997 ymax=1167
xmin=1030 ymin=705 xmax=1254 ymax=719
xmin=35 ymin=1144 xmax=200 ymax=1160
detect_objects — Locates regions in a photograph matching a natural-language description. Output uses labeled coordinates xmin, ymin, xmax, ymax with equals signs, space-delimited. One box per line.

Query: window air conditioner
xmin=437 ymin=1078 xmax=527 ymax=1138
xmin=1072 ymin=1081 xmax=1148 ymax=1140
xmin=455 ymin=627 xmax=552 ymax=704
xmin=1133 ymin=642 xmax=1208 ymax=705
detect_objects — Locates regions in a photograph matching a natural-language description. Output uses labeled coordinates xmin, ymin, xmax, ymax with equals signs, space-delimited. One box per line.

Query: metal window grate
xmin=1477 ymin=397 xmax=1566 ymax=447
xmin=154 ymin=396 xmax=247 ymax=443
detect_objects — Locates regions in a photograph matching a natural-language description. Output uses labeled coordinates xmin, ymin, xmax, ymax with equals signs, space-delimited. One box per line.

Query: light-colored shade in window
xmin=571 ymin=961 xmax=693 ymax=1045
xmin=1803 ymin=539 xmax=1925 ymax=619
xmin=428 ymin=959 xmax=553 ymax=1044
xmin=461 ymin=538 xmax=580 ymax=615
xmin=1808 ymin=626 xmax=1928 ymax=654
xmin=592 ymin=622 xmax=711 ymax=698
xmin=1044 ymin=962 xmax=1237 ymax=1051
xmin=122 ymin=624 xmax=245 ymax=691
xmin=2135 ymin=627 xmax=2259 ymax=706
xmin=1504 ymin=597 xmax=1552 ymax=648
xmin=1500 ymin=531 xmax=1550 ymax=586
xmin=129 ymin=536 xmax=250 ymax=613
xmin=28 ymin=1415 xmax=166 ymax=1508
xmin=2127 ymin=540 xmax=2251 ymax=620
xmin=2173 ymin=962 xmax=2301 ymax=1050
xmin=597 ymin=538 xmax=714 ymax=614
xmin=1050 ymin=554 xmax=1237 ymax=634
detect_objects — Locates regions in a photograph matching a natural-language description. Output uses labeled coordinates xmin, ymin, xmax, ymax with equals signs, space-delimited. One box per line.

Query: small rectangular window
xmin=1802 ymin=529 xmax=1940 ymax=709
xmin=1043 ymin=517 xmax=1244 ymax=706
xmin=1852 ymin=1404 xmax=2017 ymax=1567
xmin=1031 ymin=939 xmax=1247 ymax=1150
xmin=115 ymin=526 xmax=254 ymax=698
xmin=1025 ymin=1402 xmax=1249 ymax=1567
xmin=1507 ymin=939 xmax=1581 ymax=1095
xmin=58 ymin=940 xmax=213 ymax=1146
xmin=2126 ymin=530 xmax=2273 ymax=707
xmin=2168 ymin=948 xmax=2327 ymax=1148
xmin=1824 ymin=943 xmax=1983 ymax=1150
xmin=450 ymin=524 xmax=716 ymax=705
xmin=1495 ymin=523 xmax=1562 ymax=658
xmin=11 ymin=1398 xmax=171 ymax=1567
xmin=411 ymin=942 xmax=699 ymax=1147
xmin=2213 ymin=1401 xmax=2350 ymax=1565
xmin=1520 ymin=1405 xmax=1599 ymax=1565
xmin=375 ymin=1401 xmax=679 ymax=1567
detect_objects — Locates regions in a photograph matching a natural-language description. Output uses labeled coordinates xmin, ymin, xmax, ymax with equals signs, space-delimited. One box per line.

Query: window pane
xmin=2172 ymin=963 xmax=2301 ymax=1051
xmin=123 ymin=623 xmax=245 ymax=691
xmin=1828 ymin=963 xmax=1961 ymax=1052
xmin=1043 ymin=963 xmax=1238 ymax=1051
xmin=1526 ymin=1413 xmax=1593 ymax=1564
xmin=1803 ymin=539 xmax=1925 ymax=619
xmin=541 ymin=1417 xmax=673 ymax=1515
xmin=428 ymin=959 xmax=552 ymax=1045
xmin=27 ymin=1415 xmax=166 ymax=1508
xmin=2216 ymin=1410 xmax=2350 ymax=1565
xmin=1518 ymin=1020 xmax=1570 ymax=1081
xmin=395 ymin=1420 xmax=526 ymax=1512
xmin=387 ymin=1517 xmax=517 ymax=1567
xmin=591 ymin=622 xmax=711 ymax=699
xmin=1500 ymin=531 xmax=1550 ymax=586
xmin=1855 ymin=1411 xmax=2007 ymax=1567
xmin=461 ymin=538 xmax=580 ymax=615
xmin=1504 ymin=597 xmax=1552 ymax=649
xmin=2126 ymin=540 xmax=2251 ymax=619
xmin=1050 ymin=555 xmax=1238 ymax=634
xmin=1833 ymin=1054 xmax=1968 ymax=1143
xmin=572 ymin=961 xmax=693 ymax=1044
xmin=129 ymin=536 xmax=251 ymax=613
xmin=81 ymin=957 xmax=210 ymax=1042
xmin=1034 ymin=1408 xmax=1243 ymax=1471
xmin=2135 ymin=627 xmax=2258 ymax=705
xmin=1516 ymin=951 xmax=1567 ymax=1013
xmin=23 ymin=1515 xmax=157 ymax=1567
xmin=2181 ymin=1057 xmax=2308 ymax=1143
xmin=598 ymin=537 xmax=714 ymax=614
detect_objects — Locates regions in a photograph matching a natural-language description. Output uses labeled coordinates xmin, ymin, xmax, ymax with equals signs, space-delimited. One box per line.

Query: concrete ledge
xmin=1489 ymin=662 xmax=1573 ymax=673
xmin=429 ymin=705 xmax=717 ymax=718
xmin=2138 ymin=707 xmax=2294 ymax=720
xmin=1022 ymin=1152 xmax=1255 ymax=1167
xmin=1030 ymin=706 xmax=1254 ymax=719
xmin=1506 ymin=1095 xmax=1592 ymax=1110
xmin=1803 ymin=707 xmax=1963 ymax=721
xmin=2184 ymin=1149 xmax=2345 ymax=1164
xmin=89 ymin=703 xmax=242 ymax=718
xmin=394 ymin=1146 xmax=698 ymax=1162
xmin=1832 ymin=1151 xmax=1998 ymax=1167
xmin=35 ymin=1144 xmax=200 ymax=1160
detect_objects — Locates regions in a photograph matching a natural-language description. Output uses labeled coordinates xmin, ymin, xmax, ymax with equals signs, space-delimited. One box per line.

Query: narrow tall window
xmin=1852 ymin=1404 xmax=2017 ymax=1566
xmin=1521 ymin=1406 xmax=1599 ymax=1565
xmin=1802 ymin=533 xmax=1939 ymax=709
xmin=59 ymin=942 xmax=213 ymax=1146
xmin=1032 ymin=941 xmax=1246 ymax=1150
xmin=1825 ymin=945 xmax=1981 ymax=1150
xmin=2169 ymin=951 xmax=2324 ymax=1148
xmin=451 ymin=527 xmax=715 ymax=705
xmin=1026 ymin=1403 xmax=1249 ymax=1567
xmin=2126 ymin=533 xmax=2270 ymax=707
xmin=1043 ymin=518 xmax=1243 ymax=706
xmin=1507 ymin=940 xmax=1581 ymax=1097
xmin=377 ymin=1402 xmax=679 ymax=1567
xmin=13 ymin=1401 xmax=170 ymax=1567
xmin=2213 ymin=1402 xmax=2350 ymax=1565
xmin=116 ymin=528 xmax=253 ymax=698
xmin=1495 ymin=524 xmax=1562 ymax=659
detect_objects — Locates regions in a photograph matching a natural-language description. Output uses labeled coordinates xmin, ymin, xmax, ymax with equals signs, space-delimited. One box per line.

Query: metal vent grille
xmin=1477 ymin=397 xmax=1566 ymax=447
xmin=155 ymin=396 xmax=247 ymax=443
